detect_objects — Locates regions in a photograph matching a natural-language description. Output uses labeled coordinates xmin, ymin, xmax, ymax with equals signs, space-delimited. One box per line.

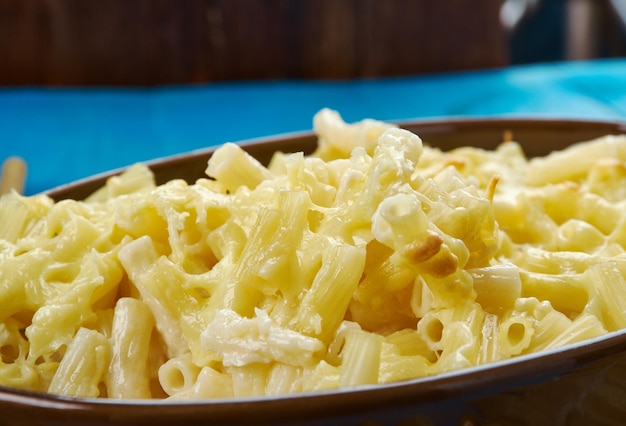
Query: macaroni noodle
xmin=1 ymin=109 xmax=626 ymax=399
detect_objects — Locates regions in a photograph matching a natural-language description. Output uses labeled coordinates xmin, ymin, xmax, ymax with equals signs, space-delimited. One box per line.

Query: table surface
xmin=1 ymin=58 xmax=625 ymax=195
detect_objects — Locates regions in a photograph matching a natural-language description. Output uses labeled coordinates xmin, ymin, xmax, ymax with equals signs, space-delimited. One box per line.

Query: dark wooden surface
xmin=0 ymin=0 xmax=508 ymax=86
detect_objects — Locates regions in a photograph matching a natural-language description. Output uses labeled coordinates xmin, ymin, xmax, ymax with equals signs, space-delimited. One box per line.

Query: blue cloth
xmin=1 ymin=59 xmax=625 ymax=195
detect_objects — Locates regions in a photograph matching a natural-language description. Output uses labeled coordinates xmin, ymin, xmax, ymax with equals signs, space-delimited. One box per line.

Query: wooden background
xmin=0 ymin=0 xmax=508 ymax=86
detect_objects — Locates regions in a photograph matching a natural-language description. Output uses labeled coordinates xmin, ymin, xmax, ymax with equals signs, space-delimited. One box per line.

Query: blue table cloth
xmin=1 ymin=58 xmax=625 ymax=195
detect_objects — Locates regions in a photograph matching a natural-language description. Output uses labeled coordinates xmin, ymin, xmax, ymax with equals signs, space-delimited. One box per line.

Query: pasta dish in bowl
xmin=2 ymin=110 xmax=626 ymax=425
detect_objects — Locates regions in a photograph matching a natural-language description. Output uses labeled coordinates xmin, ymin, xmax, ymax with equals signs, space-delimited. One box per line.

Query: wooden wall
xmin=0 ymin=0 xmax=508 ymax=86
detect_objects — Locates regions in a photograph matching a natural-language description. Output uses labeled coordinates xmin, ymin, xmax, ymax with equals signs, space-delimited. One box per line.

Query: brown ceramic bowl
xmin=3 ymin=118 xmax=626 ymax=425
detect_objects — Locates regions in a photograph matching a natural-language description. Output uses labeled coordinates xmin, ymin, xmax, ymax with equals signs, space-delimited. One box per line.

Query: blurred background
xmin=0 ymin=0 xmax=625 ymax=85
xmin=1 ymin=0 xmax=625 ymax=194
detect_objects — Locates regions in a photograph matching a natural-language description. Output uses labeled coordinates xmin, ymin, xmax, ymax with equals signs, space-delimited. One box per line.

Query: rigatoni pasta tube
xmin=205 ymin=142 xmax=273 ymax=192
xmin=106 ymin=297 xmax=155 ymax=399
xmin=470 ymin=264 xmax=521 ymax=315
xmin=118 ymin=236 xmax=190 ymax=359
xmin=48 ymin=328 xmax=110 ymax=397
xmin=158 ymin=354 xmax=201 ymax=397
xmin=585 ymin=261 xmax=626 ymax=331
xmin=435 ymin=301 xmax=485 ymax=372
xmin=479 ymin=314 xmax=499 ymax=364
xmin=498 ymin=313 xmax=535 ymax=358
xmin=417 ymin=308 xmax=451 ymax=353
xmin=227 ymin=363 xmax=272 ymax=397
xmin=265 ymin=363 xmax=304 ymax=396
xmin=293 ymin=241 xmax=366 ymax=343
xmin=543 ymin=313 xmax=607 ymax=350
xmin=339 ymin=329 xmax=383 ymax=387
xmin=227 ymin=190 xmax=310 ymax=317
